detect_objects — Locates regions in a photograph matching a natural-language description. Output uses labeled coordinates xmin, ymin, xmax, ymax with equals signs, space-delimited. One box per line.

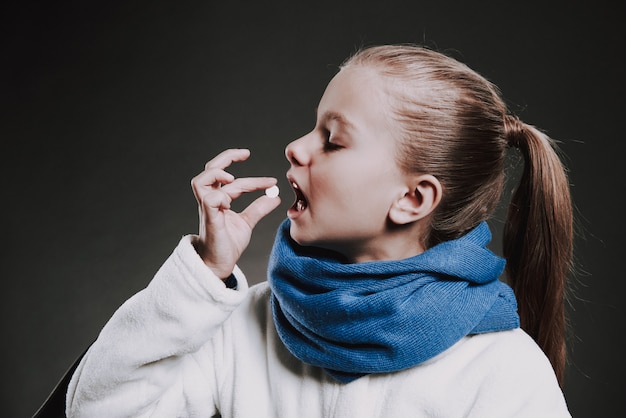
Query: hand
xmin=191 ymin=149 xmax=281 ymax=278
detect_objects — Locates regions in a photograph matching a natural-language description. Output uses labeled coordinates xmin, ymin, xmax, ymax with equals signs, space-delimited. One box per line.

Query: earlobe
xmin=388 ymin=175 xmax=442 ymax=225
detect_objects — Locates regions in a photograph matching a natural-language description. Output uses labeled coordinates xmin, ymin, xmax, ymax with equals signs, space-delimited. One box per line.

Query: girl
xmin=66 ymin=45 xmax=572 ymax=417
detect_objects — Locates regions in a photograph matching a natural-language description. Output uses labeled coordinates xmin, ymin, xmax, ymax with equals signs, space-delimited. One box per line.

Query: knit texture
xmin=268 ymin=219 xmax=520 ymax=382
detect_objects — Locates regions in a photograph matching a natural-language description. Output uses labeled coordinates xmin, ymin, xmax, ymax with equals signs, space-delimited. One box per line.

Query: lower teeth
xmin=297 ymin=200 xmax=306 ymax=211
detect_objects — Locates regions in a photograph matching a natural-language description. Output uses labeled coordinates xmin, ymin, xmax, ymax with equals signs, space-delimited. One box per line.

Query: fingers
xmin=220 ymin=177 xmax=277 ymax=200
xmin=192 ymin=149 xmax=279 ymax=215
xmin=204 ymin=148 xmax=250 ymax=170
xmin=240 ymin=195 xmax=282 ymax=229
xmin=191 ymin=149 xmax=251 ymax=199
xmin=193 ymin=174 xmax=276 ymax=201
xmin=191 ymin=169 xmax=234 ymax=200
xmin=195 ymin=177 xmax=278 ymax=218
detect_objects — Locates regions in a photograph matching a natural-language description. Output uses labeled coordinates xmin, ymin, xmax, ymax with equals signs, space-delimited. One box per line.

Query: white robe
xmin=66 ymin=235 xmax=571 ymax=417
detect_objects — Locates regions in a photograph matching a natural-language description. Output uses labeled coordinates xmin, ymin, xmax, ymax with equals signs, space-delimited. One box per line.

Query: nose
xmin=285 ymin=134 xmax=311 ymax=167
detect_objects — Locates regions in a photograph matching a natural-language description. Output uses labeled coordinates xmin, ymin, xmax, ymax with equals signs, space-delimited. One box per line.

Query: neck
xmin=325 ymin=223 xmax=427 ymax=263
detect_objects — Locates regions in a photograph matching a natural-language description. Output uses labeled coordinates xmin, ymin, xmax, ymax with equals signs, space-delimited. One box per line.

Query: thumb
xmin=240 ymin=195 xmax=281 ymax=229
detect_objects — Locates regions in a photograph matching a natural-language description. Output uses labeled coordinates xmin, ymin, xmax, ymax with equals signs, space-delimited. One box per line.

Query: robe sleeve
xmin=65 ymin=235 xmax=249 ymax=417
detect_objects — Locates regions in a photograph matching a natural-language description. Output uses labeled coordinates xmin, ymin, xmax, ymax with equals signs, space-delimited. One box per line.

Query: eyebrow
xmin=315 ymin=108 xmax=356 ymax=131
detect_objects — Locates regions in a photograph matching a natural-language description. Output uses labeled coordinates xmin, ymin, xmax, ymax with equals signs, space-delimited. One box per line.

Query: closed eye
xmin=323 ymin=141 xmax=343 ymax=152
xmin=322 ymin=129 xmax=343 ymax=152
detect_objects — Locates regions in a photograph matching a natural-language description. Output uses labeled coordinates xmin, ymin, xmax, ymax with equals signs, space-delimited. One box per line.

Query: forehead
xmin=317 ymin=66 xmax=393 ymax=129
xmin=322 ymin=66 xmax=386 ymax=102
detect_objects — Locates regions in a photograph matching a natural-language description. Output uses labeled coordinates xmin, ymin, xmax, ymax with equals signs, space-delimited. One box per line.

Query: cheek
xmin=319 ymin=175 xmax=383 ymax=218
xmin=310 ymin=158 xmax=398 ymax=212
xmin=317 ymin=170 xmax=360 ymax=204
xmin=311 ymin=178 xmax=347 ymax=208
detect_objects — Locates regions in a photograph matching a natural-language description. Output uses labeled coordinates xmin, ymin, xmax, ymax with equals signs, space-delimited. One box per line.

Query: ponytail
xmin=503 ymin=115 xmax=573 ymax=387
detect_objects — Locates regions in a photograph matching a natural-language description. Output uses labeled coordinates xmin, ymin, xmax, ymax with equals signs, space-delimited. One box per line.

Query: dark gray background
xmin=3 ymin=1 xmax=622 ymax=416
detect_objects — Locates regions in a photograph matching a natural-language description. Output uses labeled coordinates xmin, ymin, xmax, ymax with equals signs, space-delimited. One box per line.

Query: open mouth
xmin=290 ymin=181 xmax=308 ymax=212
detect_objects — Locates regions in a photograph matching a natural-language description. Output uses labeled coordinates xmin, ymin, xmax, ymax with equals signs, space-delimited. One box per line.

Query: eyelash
xmin=322 ymin=129 xmax=343 ymax=152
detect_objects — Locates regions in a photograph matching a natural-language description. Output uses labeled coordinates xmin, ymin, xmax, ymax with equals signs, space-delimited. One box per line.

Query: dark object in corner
xmin=32 ymin=347 xmax=88 ymax=418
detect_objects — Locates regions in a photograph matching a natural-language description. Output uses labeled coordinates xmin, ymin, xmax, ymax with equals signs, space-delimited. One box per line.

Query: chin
xmin=289 ymin=228 xmax=312 ymax=246
xmin=288 ymin=224 xmax=323 ymax=249
xmin=290 ymin=226 xmax=350 ymax=258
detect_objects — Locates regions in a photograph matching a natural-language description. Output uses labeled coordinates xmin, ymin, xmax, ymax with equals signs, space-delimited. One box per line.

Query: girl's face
xmin=285 ymin=66 xmax=413 ymax=262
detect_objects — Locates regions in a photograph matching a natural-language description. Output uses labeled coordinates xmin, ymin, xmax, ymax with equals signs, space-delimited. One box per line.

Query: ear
xmin=388 ymin=175 xmax=442 ymax=225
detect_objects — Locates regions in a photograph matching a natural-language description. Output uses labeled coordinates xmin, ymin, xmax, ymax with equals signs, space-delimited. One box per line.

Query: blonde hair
xmin=342 ymin=45 xmax=573 ymax=386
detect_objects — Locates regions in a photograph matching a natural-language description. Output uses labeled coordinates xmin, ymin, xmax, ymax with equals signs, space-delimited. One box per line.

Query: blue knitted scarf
xmin=268 ymin=219 xmax=520 ymax=383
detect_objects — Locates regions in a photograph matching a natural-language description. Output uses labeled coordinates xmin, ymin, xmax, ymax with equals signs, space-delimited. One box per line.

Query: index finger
xmin=204 ymin=148 xmax=251 ymax=170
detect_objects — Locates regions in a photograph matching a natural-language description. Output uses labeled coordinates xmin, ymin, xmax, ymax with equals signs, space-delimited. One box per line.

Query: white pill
xmin=265 ymin=185 xmax=279 ymax=198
